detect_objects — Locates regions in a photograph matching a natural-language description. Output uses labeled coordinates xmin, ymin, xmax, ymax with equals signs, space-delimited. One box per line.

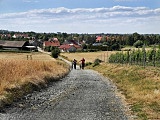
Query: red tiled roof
xmin=59 ymin=44 xmax=71 ymax=49
xmin=73 ymin=44 xmax=81 ymax=48
xmin=44 ymin=41 xmax=60 ymax=47
xmin=96 ymin=36 xmax=102 ymax=41
xmin=59 ymin=44 xmax=81 ymax=49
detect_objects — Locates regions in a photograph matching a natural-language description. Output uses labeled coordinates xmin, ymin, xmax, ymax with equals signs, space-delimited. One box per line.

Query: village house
xmin=0 ymin=34 xmax=12 ymax=39
xmin=43 ymin=38 xmax=60 ymax=49
xmin=59 ymin=44 xmax=82 ymax=52
xmin=59 ymin=40 xmax=82 ymax=52
xmin=96 ymin=36 xmax=102 ymax=42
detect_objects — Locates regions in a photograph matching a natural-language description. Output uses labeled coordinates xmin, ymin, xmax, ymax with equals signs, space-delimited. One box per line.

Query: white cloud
xmin=0 ymin=6 xmax=159 ymax=33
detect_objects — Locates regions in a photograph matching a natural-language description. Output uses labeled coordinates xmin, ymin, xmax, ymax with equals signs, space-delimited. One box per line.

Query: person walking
xmin=72 ymin=59 xmax=77 ymax=69
xmin=80 ymin=58 xmax=85 ymax=69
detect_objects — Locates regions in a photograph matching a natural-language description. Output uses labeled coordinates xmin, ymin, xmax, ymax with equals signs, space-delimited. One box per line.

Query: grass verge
xmin=87 ymin=63 xmax=160 ymax=120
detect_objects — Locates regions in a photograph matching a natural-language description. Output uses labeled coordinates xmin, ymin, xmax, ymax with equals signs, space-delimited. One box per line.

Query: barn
xmin=0 ymin=40 xmax=30 ymax=50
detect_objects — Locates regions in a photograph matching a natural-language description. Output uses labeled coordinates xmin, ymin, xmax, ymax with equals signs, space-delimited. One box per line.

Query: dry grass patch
xmin=0 ymin=52 xmax=69 ymax=107
xmin=0 ymin=52 xmax=56 ymax=61
xmin=61 ymin=51 xmax=117 ymax=63
xmin=0 ymin=60 xmax=68 ymax=94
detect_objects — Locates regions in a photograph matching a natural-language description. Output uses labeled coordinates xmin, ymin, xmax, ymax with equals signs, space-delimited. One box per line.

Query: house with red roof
xmin=59 ymin=44 xmax=82 ymax=52
xmin=43 ymin=38 xmax=60 ymax=49
xmin=58 ymin=39 xmax=82 ymax=52
xmin=96 ymin=36 xmax=102 ymax=42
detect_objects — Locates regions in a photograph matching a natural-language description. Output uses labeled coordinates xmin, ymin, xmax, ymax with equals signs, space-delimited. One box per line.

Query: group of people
xmin=72 ymin=58 xmax=85 ymax=70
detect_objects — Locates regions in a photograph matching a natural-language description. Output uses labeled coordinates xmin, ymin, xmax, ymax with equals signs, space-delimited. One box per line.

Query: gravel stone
xmin=0 ymin=67 xmax=132 ymax=120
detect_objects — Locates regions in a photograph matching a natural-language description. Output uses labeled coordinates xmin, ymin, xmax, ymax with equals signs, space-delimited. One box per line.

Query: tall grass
xmin=0 ymin=59 xmax=69 ymax=95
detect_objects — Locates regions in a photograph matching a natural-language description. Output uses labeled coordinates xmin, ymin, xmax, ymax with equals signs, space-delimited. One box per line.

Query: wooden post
xmin=30 ymin=55 xmax=32 ymax=60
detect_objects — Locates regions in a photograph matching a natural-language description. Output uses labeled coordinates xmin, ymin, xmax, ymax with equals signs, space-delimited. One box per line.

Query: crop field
xmin=0 ymin=52 xmax=56 ymax=61
xmin=61 ymin=51 xmax=117 ymax=63
xmin=0 ymin=52 xmax=69 ymax=103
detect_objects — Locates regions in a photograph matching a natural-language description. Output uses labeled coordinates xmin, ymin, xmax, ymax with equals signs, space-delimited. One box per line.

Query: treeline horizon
xmin=0 ymin=30 xmax=160 ymax=50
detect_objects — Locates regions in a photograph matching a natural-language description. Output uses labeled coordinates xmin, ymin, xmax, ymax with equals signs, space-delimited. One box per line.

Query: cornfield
xmin=109 ymin=45 xmax=160 ymax=67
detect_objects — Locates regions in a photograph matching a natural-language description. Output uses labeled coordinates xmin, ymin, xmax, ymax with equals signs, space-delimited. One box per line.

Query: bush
xmin=93 ymin=59 xmax=102 ymax=67
xmin=51 ymin=48 xmax=60 ymax=58
xmin=133 ymin=40 xmax=143 ymax=48
xmin=111 ymin=43 xmax=120 ymax=50
xmin=50 ymin=46 xmax=55 ymax=51
xmin=44 ymin=46 xmax=51 ymax=52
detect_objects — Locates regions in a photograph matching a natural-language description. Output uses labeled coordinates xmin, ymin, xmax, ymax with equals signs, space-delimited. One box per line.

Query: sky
xmin=0 ymin=0 xmax=160 ymax=34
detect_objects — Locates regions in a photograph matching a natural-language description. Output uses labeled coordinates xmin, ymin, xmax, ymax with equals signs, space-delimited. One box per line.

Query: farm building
xmin=0 ymin=40 xmax=31 ymax=50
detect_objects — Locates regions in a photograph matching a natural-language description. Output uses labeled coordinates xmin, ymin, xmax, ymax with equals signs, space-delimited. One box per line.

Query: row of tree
xmin=0 ymin=30 xmax=160 ymax=51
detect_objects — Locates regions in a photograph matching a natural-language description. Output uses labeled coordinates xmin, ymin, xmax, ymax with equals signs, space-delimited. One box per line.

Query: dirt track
xmin=0 ymin=58 xmax=132 ymax=120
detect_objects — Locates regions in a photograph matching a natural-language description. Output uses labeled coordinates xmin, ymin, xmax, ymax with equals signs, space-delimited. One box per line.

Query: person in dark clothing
xmin=72 ymin=59 xmax=77 ymax=69
xmin=80 ymin=58 xmax=85 ymax=69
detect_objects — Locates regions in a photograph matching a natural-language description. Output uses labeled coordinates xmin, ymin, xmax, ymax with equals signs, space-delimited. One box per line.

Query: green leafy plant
xmin=133 ymin=40 xmax=143 ymax=48
xmin=51 ymin=48 xmax=60 ymax=58
xmin=92 ymin=58 xmax=102 ymax=67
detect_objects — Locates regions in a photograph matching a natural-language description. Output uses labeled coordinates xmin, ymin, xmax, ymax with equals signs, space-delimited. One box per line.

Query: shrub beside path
xmin=0 ymin=57 xmax=133 ymax=120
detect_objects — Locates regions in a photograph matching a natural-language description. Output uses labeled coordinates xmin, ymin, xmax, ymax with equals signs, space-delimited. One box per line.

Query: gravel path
xmin=0 ymin=64 xmax=132 ymax=120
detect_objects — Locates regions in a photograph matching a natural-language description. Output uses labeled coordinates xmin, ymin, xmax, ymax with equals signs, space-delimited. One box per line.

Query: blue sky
xmin=0 ymin=0 xmax=160 ymax=34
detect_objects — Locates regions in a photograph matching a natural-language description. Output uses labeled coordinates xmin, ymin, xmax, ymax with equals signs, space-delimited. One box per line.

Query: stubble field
xmin=61 ymin=51 xmax=117 ymax=63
